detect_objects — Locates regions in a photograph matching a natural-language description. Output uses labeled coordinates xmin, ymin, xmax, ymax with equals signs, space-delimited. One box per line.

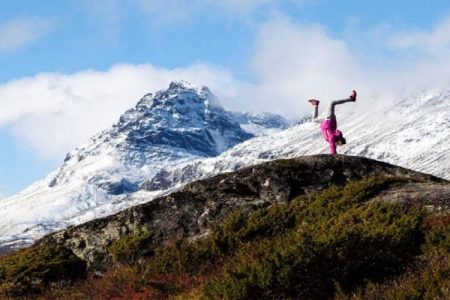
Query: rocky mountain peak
xmin=130 ymin=81 xmax=216 ymax=113
xmin=112 ymin=81 xmax=251 ymax=158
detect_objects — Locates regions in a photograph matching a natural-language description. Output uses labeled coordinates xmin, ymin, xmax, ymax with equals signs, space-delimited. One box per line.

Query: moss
xmin=0 ymin=243 xmax=86 ymax=296
xmin=108 ymin=228 xmax=153 ymax=263
xmin=270 ymin=158 xmax=303 ymax=168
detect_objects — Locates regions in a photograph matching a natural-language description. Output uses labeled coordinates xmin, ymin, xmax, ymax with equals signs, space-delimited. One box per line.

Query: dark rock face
xmin=115 ymin=82 xmax=253 ymax=158
xmin=96 ymin=179 xmax=139 ymax=195
xmin=40 ymin=155 xmax=449 ymax=269
xmin=140 ymin=163 xmax=203 ymax=191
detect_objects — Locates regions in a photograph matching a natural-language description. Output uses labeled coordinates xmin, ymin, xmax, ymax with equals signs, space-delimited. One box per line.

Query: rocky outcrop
xmin=39 ymin=155 xmax=449 ymax=269
xmin=372 ymin=182 xmax=450 ymax=211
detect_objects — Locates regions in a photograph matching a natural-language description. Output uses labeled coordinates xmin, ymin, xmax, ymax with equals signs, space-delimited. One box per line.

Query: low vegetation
xmin=0 ymin=176 xmax=449 ymax=299
xmin=0 ymin=244 xmax=86 ymax=297
xmin=108 ymin=228 xmax=153 ymax=263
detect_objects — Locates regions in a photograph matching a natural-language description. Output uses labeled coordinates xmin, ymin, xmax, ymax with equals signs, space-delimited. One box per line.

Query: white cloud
xmin=3 ymin=15 xmax=450 ymax=161
xmin=384 ymin=17 xmax=450 ymax=89
xmin=390 ymin=18 xmax=450 ymax=56
xmin=236 ymin=17 xmax=372 ymax=118
xmin=237 ymin=15 xmax=450 ymax=118
xmin=0 ymin=63 xmax=241 ymax=159
xmin=0 ymin=19 xmax=53 ymax=52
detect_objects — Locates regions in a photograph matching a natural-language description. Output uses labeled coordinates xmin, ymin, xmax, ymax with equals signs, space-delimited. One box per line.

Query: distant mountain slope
xmin=228 ymin=111 xmax=295 ymax=136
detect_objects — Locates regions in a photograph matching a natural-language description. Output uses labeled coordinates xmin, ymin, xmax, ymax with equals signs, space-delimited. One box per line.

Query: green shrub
xmin=210 ymin=204 xmax=297 ymax=254
xmin=210 ymin=177 xmax=404 ymax=254
xmin=423 ymin=215 xmax=450 ymax=255
xmin=108 ymin=228 xmax=153 ymax=263
xmin=0 ymin=243 xmax=86 ymax=296
xmin=344 ymin=251 xmax=450 ymax=300
xmin=337 ymin=215 xmax=450 ymax=299
xmin=203 ymin=178 xmax=425 ymax=299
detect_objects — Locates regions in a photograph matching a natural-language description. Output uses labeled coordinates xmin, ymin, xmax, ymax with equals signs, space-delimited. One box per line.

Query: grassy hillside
xmin=1 ymin=176 xmax=448 ymax=299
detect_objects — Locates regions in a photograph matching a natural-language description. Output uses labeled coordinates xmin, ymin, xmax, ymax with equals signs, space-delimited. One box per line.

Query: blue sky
xmin=1 ymin=0 xmax=450 ymax=197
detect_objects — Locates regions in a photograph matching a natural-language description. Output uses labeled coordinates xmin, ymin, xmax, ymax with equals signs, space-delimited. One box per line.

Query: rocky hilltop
xmin=1 ymin=155 xmax=449 ymax=298
xmin=39 ymin=155 xmax=449 ymax=266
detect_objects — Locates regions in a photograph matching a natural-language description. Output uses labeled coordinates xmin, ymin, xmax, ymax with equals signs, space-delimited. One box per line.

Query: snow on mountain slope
xmin=229 ymin=111 xmax=295 ymax=136
xmin=141 ymin=90 xmax=450 ymax=191
xmin=1 ymin=85 xmax=449 ymax=251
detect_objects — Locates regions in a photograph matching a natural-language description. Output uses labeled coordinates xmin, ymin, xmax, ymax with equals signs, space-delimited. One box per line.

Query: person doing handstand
xmin=308 ymin=90 xmax=357 ymax=155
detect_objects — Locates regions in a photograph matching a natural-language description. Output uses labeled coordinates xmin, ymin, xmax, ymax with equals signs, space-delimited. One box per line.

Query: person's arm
xmin=327 ymin=129 xmax=337 ymax=155
xmin=329 ymin=140 xmax=337 ymax=155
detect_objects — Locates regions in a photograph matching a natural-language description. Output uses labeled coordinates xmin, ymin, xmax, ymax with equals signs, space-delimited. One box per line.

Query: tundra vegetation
xmin=0 ymin=176 xmax=448 ymax=299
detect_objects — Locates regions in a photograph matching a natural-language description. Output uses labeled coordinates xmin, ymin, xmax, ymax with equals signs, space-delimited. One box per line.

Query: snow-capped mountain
xmin=1 ymin=84 xmax=450 ymax=251
xmin=48 ymin=81 xmax=253 ymax=193
xmin=0 ymin=81 xmax=256 ymax=249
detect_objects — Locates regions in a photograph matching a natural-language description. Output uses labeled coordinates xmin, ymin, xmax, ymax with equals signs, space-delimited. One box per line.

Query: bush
xmin=344 ymin=252 xmax=450 ymax=300
xmin=108 ymin=228 xmax=153 ymax=263
xmin=423 ymin=215 xmax=450 ymax=254
xmin=0 ymin=243 xmax=86 ymax=296
xmin=346 ymin=215 xmax=450 ymax=300
xmin=203 ymin=178 xmax=425 ymax=299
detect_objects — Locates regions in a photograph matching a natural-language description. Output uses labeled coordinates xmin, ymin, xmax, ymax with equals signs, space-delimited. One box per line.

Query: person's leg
xmin=308 ymin=99 xmax=321 ymax=122
xmin=327 ymin=90 xmax=357 ymax=118
xmin=312 ymin=103 xmax=319 ymax=119
xmin=326 ymin=98 xmax=354 ymax=118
